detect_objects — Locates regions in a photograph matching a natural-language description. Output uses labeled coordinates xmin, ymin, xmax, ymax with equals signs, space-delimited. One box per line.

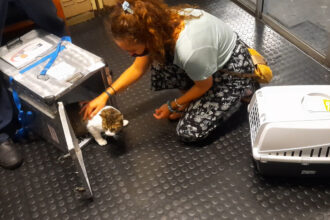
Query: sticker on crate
xmin=1 ymin=38 xmax=53 ymax=69
xmin=323 ymin=99 xmax=330 ymax=112
xmin=302 ymin=94 xmax=330 ymax=112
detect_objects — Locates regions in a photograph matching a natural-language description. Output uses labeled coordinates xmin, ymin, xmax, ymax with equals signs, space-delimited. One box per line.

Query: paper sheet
xmin=46 ymin=61 xmax=76 ymax=82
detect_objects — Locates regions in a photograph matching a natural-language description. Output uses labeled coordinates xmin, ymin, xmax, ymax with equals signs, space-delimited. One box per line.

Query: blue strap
xmin=9 ymin=77 xmax=34 ymax=139
xmin=40 ymin=36 xmax=71 ymax=76
xmin=9 ymin=77 xmax=22 ymax=114
xmin=19 ymin=36 xmax=72 ymax=75
xmin=19 ymin=45 xmax=66 ymax=74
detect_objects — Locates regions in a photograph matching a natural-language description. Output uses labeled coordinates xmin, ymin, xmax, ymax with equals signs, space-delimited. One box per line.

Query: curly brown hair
xmin=107 ymin=0 xmax=198 ymax=63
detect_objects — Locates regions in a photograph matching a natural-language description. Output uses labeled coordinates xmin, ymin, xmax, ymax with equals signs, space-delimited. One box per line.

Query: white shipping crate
xmin=248 ymin=85 xmax=330 ymax=177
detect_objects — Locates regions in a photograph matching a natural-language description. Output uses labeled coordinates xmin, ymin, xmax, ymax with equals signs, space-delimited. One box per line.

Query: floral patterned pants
xmin=151 ymin=37 xmax=258 ymax=142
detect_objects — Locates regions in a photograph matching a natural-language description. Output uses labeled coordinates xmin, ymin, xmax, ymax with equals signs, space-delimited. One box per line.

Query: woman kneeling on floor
xmin=82 ymin=0 xmax=258 ymax=142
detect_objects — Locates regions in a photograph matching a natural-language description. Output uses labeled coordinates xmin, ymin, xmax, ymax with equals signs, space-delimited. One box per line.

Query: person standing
xmin=0 ymin=0 xmax=66 ymax=169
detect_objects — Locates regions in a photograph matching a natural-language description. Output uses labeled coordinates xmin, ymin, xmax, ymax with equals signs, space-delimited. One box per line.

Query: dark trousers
xmin=0 ymin=0 xmax=66 ymax=44
xmin=0 ymin=0 xmax=66 ymax=141
xmin=0 ymin=77 xmax=18 ymax=141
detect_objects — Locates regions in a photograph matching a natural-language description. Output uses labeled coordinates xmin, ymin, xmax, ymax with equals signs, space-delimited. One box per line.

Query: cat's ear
xmin=123 ymin=119 xmax=129 ymax=127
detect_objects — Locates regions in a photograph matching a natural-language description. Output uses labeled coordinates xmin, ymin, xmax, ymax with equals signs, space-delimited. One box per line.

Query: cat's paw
xmin=105 ymin=130 xmax=115 ymax=136
xmin=95 ymin=138 xmax=107 ymax=146
xmin=123 ymin=119 xmax=129 ymax=127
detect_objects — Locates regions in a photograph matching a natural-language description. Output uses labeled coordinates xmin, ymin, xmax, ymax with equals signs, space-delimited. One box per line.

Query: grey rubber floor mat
xmin=1 ymin=0 xmax=330 ymax=219
xmin=290 ymin=20 xmax=328 ymax=55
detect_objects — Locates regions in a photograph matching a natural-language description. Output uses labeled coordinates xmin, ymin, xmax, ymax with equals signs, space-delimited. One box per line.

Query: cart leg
xmin=58 ymin=102 xmax=93 ymax=199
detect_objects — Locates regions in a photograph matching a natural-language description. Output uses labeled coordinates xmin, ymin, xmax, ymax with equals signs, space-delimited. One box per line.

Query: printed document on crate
xmin=1 ymin=38 xmax=53 ymax=69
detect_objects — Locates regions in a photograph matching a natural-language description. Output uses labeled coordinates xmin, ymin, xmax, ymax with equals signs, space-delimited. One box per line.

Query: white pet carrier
xmin=248 ymin=85 xmax=330 ymax=177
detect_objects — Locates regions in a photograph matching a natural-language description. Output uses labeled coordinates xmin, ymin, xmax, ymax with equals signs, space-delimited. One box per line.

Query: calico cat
xmin=86 ymin=106 xmax=129 ymax=146
xmin=66 ymin=103 xmax=128 ymax=146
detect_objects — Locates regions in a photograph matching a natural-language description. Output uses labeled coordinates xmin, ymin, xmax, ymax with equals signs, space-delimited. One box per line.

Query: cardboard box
xmin=60 ymin=0 xmax=93 ymax=18
xmin=66 ymin=11 xmax=95 ymax=26
xmin=103 ymin=0 xmax=116 ymax=7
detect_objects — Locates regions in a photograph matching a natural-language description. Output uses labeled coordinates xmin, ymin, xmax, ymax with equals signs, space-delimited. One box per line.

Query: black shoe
xmin=0 ymin=134 xmax=23 ymax=169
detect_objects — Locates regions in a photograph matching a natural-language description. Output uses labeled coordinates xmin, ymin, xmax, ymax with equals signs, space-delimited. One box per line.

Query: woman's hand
xmin=81 ymin=93 xmax=108 ymax=120
xmin=153 ymin=103 xmax=171 ymax=119
xmin=168 ymin=102 xmax=188 ymax=120
xmin=153 ymin=102 xmax=189 ymax=120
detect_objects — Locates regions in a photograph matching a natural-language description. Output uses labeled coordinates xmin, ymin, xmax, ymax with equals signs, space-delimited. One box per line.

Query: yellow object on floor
xmin=248 ymin=48 xmax=273 ymax=84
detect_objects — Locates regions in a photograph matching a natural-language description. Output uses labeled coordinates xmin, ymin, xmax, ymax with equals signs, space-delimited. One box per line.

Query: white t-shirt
xmin=173 ymin=9 xmax=237 ymax=81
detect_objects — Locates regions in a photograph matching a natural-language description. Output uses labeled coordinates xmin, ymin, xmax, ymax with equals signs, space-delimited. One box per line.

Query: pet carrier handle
xmin=6 ymin=38 xmax=23 ymax=50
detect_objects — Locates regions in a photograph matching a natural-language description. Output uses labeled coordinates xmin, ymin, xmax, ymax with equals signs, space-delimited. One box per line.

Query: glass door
xmin=233 ymin=0 xmax=330 ymax=68
xmin=234 ymin=0 xmax=257 ymax=13
xmin=264 ymin=0 xmax=329 ymax=57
